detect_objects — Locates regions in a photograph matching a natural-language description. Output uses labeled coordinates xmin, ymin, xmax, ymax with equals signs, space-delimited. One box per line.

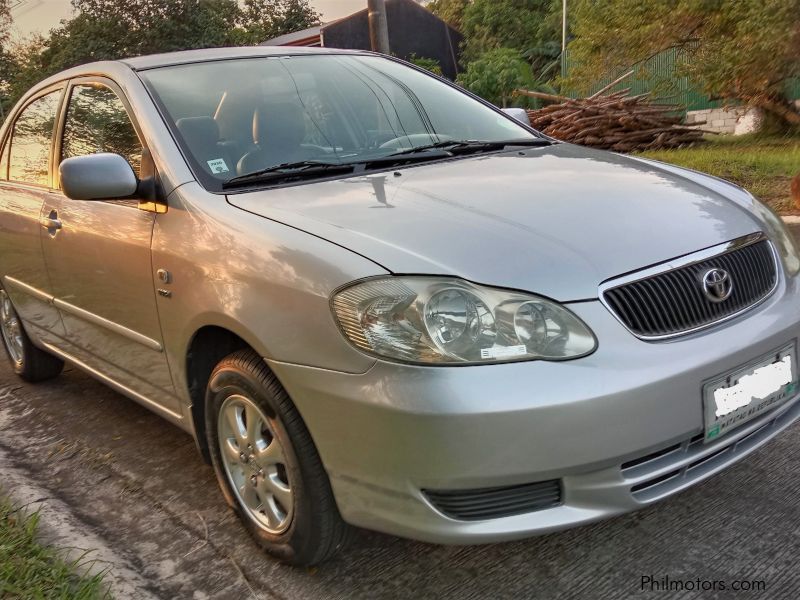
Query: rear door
xmin=40 ymin=78 xmax=177 ymax=412
xmin=0 ymin=86 xmax=66 ymax=343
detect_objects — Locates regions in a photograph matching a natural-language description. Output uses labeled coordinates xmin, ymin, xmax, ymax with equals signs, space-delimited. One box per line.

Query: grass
xmin=0 ymin=495 xmax=109 ymax=599
xmin=637 ymin=133 xmax=800 ymax=213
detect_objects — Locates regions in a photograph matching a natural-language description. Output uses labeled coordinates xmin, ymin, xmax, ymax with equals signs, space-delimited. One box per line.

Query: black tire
xmin=205 ymin=349 xmax=350 ymax=566
xmin=0 ymin=287 xmax=63 ymax=383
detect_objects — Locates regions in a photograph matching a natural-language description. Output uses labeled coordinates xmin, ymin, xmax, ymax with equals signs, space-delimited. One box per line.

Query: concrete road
xmin=2 ymin=229 xmax=800 ymax=600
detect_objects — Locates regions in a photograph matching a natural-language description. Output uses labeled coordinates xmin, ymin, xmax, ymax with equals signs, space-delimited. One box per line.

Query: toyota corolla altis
xmin=1 ymin=47 xmax=798 ymax=565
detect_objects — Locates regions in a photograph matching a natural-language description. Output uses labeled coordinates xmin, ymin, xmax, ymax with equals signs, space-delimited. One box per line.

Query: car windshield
xmin=139 ymin=54 xmax=537 ymax=191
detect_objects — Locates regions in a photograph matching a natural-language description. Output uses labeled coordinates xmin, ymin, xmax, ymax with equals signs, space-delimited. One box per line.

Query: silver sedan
xmin=1 ymin=47 xmax=799 ymax=566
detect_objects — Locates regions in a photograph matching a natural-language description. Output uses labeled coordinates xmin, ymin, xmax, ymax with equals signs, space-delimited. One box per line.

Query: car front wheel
xmin=205 ymin=349 xmax=349 ymax=565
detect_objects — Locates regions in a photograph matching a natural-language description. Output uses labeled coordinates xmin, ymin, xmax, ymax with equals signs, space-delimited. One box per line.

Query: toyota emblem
xmin=701 ymin=268 xmax=733 ymax=303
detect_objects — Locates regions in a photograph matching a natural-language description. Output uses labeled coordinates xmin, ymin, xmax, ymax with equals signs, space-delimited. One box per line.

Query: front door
xmin=40 ymin=79 xmax=177 ymax=412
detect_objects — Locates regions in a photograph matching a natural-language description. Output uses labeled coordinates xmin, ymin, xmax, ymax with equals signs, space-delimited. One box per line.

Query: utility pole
xmin=562 ymin=0 xmax=567 ymax=53
xmin=368 ymin=0 xmax=391 ymax=55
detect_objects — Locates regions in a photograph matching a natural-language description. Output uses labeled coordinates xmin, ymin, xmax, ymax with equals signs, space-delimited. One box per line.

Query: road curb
xmin=0 ymin=446 xmax=161 ymax=600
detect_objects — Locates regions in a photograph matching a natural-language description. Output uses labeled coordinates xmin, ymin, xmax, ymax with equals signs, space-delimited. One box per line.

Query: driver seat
xmin=236 ymin=103 xmax=308 ymax=175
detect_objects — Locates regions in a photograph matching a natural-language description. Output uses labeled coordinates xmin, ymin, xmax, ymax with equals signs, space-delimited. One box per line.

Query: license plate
xmin=703 ymin=343 xmax=798 ymax=443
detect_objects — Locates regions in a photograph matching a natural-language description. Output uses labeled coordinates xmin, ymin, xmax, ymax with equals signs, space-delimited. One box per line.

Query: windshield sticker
xmin=207 ymin=158 xmax=230 ymax=174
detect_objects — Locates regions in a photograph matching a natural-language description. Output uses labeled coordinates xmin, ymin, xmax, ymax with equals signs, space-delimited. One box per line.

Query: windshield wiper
xmin=223 ymin=138 xmax=555 ymax=189
xmin=223 ymin=160 xmax=355 ymax=188
xmin=388 ymin=138 xmax=554 ymax=157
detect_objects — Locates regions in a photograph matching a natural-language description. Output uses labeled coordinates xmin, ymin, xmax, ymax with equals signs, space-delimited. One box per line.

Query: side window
xmin=61 ymin=84 xmax=142 ymax=176
xmin=8 ymin=90 xmax=61 ymax=186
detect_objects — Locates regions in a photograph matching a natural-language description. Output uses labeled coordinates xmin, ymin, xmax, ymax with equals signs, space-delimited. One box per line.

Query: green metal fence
xmin=561 ymin=48 xmax=800 ymax=113
xmin=787 ymin=79 xmax=800 ymax=102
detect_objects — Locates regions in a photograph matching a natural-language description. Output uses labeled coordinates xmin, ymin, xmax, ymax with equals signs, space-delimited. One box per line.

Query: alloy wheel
xmin=217 ymin=394 xmax=294 ymax=534
xmin=0 ymin=289 xmax=24 ymax=366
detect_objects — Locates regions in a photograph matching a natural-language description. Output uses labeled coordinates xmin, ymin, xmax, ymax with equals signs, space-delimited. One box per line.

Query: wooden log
xmin=523 ymin=85 xmax=709 ymax=152
xmin=514 ymin=89 xmax=572 ymax=103
xmin=588 ymin=70 xmax=635 ymax=99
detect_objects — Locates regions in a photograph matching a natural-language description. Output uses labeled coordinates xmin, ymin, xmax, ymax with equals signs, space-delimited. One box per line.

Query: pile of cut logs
xmin=516 ymin=73 xmax=708 ymax=152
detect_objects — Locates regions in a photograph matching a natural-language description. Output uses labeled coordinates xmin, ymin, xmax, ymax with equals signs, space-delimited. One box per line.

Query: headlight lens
xmin=753 ymin=199 xmax=800 ymax=276
xmin=332 ymin=277 xmax=597 ymax=364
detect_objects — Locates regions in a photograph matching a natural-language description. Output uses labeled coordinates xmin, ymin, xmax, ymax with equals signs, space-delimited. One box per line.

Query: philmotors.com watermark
xmin=641 ymin=575 xmax=767 ymax=593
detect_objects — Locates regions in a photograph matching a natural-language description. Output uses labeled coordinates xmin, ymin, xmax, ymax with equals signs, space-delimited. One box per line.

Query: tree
xmin=456 ymin=47 xmax=533 ymax=107
xmin=234 ymin=0 xmax=320 ymax=45
xmin=4 ymin=36 xmax=48 ymax=112
xmin=0 ymin=0 xmax=15 ymax=117
xmin=6 ymin=0 xmax=320 ymax=107
xmin=565 ymin=0 xmax=800 ymax=128
xmin=408 ymin=54 xmax=443 ymax=76
xmin=460 ymin=0 xmax=561 ymax=73
xmin=426 ymin=0 xmax=469 ymax=31
xmin=17 ymin=0 xmax=241 ymax=90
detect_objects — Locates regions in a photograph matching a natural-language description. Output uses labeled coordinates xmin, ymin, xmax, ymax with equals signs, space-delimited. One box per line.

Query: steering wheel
xmin=379 ymin=133 xmax=454 ymax=151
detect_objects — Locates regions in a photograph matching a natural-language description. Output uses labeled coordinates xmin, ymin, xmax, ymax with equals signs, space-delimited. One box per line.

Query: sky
xmin=9 ymin=0 xmax=368 ymax=38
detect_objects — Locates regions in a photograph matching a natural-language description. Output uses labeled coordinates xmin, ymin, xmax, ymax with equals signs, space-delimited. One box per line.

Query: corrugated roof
xmin=261 ymin=25 xmax=323 ymax=46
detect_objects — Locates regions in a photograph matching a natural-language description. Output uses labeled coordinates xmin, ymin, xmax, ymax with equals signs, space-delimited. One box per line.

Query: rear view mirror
xmin=59 ymin=153 xmax=138 ymax=201
xmin=502 ymin=108 xmax=532 ymax=127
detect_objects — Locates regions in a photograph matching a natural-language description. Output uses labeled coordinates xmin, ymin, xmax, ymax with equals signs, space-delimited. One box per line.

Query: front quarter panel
xmin=152 ymin=182 xmax=383 ymax=405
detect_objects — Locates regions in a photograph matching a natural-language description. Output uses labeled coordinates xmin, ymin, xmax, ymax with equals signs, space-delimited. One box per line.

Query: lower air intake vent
xmin=423 ymin=480 xmax=562 ymax=521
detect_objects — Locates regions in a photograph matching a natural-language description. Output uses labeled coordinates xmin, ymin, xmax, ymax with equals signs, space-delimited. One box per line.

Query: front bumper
xmin=268 ymin=274 xmax=800 ymax=544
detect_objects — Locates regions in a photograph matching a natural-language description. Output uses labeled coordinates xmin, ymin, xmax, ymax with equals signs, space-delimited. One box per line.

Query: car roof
xmin=22 ymin=46 xmax=375 ymax=103
xmin=120 ymin=46 xmax=370 ymax=70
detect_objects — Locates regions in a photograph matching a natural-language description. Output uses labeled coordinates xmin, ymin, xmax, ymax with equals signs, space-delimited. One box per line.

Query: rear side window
xmin=8 ymin=90 xmax=61 ymax=186
xmin=61 ymin=84 xmax=142 ymax=176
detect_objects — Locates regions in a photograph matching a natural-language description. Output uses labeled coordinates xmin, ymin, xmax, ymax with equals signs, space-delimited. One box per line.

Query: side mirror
xmin=502 ymin=107 xmax=532 ymax=127
xmin=59 ymin=153 xmax=138 ymax=201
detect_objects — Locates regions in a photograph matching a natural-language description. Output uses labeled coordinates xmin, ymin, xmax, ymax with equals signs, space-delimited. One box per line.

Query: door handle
xmin=41 ymin=211 xmax=62 ymax=232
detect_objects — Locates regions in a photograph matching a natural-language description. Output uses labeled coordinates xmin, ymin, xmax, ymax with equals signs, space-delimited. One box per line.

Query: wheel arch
xmin=185 ymin=325 xmax=254 ymax=463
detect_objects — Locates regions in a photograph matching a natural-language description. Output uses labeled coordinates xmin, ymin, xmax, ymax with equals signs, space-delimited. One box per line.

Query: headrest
xmin=176 ymin=117 xmax=220 ymax=151
xmin=252 ymin=103 xmax=307 ymax=149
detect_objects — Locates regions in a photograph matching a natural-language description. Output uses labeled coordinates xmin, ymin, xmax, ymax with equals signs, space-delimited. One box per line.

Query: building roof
xmin=262 ymin=0 xmax=450 ymax=50
xmin=262 ymin=25 xmax=323 ymax=47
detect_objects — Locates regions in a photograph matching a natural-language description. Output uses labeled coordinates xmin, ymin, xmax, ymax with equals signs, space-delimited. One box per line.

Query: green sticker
xmin=707 ymin=424 xmax=720 ymax=440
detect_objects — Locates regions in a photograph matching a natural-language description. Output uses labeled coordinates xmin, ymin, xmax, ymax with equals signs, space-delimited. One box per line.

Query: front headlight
xmin=332 ymin=277 xmax=597 ymax=365
xmin=753 ymin=199 xmax=800 ymax=276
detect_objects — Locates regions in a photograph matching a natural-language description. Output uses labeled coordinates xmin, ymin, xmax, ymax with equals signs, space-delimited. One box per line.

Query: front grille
xmin=423 ymin=480 xmax=562 ymax=521
xmin=602 ymin=236 xmax=777 ymax=339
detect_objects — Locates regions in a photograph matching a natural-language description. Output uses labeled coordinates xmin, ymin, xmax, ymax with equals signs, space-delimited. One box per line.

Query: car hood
xmin=227 ymin=143 xmax=765 ymax=301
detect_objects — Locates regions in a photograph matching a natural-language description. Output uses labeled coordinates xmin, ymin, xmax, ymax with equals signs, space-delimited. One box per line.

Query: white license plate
xmin=703 ymin=344 xmax=799 ymax=443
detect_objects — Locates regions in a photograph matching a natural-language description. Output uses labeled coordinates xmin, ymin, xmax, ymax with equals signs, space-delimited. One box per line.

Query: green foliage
xmin=0 ymin=496 xmax=108 ymax=598
xmin=234 ymin=0 xmax=321 ymax=45
xmin=460 ymin=0 xmax=561 ymax=72
xmin=0 ymin=0 xmax=16 ymax=117
xmin=456 ymin=47 xmax=533 ymax=107
xmin=431 ymin=0 xmax=564 ymax=106
xmin=566 ymin=0 xmax=800 ymax=127
xmin=408 ymin=54 xmax=443 ymax=76
xmin=426 ymin=0 xmax=469 ymax=30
